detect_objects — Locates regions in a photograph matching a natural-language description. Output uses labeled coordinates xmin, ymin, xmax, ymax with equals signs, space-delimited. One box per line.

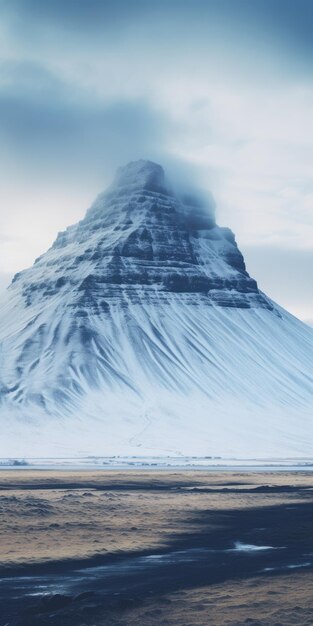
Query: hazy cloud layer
xmin=0 ymin=0 xmax=312 ymax=319
xmin=244 ymin=245 xmax=313 ymax=323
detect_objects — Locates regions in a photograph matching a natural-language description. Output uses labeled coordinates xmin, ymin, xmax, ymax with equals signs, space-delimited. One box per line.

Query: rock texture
xmin=13 ymin=160 xmax=270 ymax=310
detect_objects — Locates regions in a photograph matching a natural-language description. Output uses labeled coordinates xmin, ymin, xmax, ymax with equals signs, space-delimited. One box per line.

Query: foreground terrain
xmin=1 ymin=470 xmax=313 ymax=624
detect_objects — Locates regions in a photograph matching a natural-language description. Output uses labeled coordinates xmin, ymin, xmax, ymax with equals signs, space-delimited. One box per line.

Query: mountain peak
xmin=111 ymin=159 xmax=168 ymax=194
xmin=2 ymin=159 xmax=313 ymax=458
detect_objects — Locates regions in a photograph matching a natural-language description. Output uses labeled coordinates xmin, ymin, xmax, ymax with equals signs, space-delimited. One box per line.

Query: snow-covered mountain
xmin=1 ymin=159 xmax=313 ymax=459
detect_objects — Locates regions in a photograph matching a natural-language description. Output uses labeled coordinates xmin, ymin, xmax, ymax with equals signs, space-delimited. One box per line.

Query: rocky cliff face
xmin=1 ymin=160 xmax=313 ymax=459
xmin=12 ymin=160 xmax=271 ymax=311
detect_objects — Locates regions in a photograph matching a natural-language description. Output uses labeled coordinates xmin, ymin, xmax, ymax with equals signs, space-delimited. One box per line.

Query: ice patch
xmin=232 ymin=542 xmax=275 ymax=552
xmin=262 ymin=561 xmax=312 ymax=573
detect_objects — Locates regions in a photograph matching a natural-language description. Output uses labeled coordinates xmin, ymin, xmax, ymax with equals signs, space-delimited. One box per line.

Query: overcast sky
xmin=0 ymin=0 xmax=312 ymax=320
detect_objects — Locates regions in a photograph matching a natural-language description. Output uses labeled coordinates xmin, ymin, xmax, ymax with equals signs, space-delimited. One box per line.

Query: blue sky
xmin=0 ymin=0 xmax=312 ymax=320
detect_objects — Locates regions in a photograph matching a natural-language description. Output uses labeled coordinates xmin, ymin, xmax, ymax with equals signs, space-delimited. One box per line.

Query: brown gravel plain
xmin=0 ymin=470 xmax=312 ymax=567
xmin=1 ymin=470 xmax=313 ymax=625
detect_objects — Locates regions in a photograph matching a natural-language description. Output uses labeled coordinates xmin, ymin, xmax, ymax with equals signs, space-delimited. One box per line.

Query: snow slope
xmin=0 ymin=160 xmax=313 ymax=458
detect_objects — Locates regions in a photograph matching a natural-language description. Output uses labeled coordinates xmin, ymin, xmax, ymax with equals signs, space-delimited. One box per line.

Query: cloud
xmin=1 ymin=0 xmax=147 ymax=33
xmin=243 ymin=245 xmax=313 ymax=321
xmin=3 ymin=0 xmax=313 ymax=63
xmin=0 ymin=60 xmax=171 ymax=182
xmin=4 ymin=2 xmax=313 ymax=74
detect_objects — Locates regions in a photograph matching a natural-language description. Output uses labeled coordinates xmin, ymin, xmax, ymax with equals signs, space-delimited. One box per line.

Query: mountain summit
xmin=111 ymin=159 xmax=168 ymax=193
xmin=11 ymin=159 xmax=268 ymax=311
xmin=1 ymin=160 xmax=313 ymax=458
